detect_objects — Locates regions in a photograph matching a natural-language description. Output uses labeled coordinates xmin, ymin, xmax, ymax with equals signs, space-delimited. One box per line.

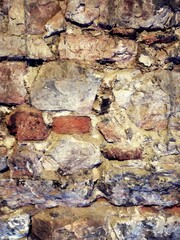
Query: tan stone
xmin=27 ymin=35 xmax=54 ymax=60
xmin=8 ymin=0 xmax=25 ymax=35
xmin=45 ymin=11 xmax=66 ymax=37
xmin=102 ymin=146 xmax=142 ymax=161
xmin=0 ymin=34 xmax=26 ymax=57
xmin=31 ymin=201 xmax=180 ymax=240
xmin=59 ymin=32 xmax=137 ymax=66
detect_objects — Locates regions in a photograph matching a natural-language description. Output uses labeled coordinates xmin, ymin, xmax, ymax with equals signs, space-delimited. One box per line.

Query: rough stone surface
xmin=26 ymin=0 xmax=60 ymax=34
xmin=45 ymin=135 xmax=101 ymax=175
xmin=0 ymin=62 xmax=26 ymax=105
xmin=52 ymin=116 xmax=91 ymax=134
xmin=0 ymin=213 xmax=30 ymax=239
xmin=30 ymin=61 xmax=102 ymax=113
xmin=0 ymin=34 xmax=26 ymax=57
xmin=0 ymin=0 xmax=179 ymax=238
xmin=102 ymin=146 xmax=142 ymax=161
xmin=59 ymin=32 xmax=137 ymax=65
xmin=31 ymin=201 xmax=180 ymax=240
xmin=9 ymin=144 xmax=42 ymax=178
xmin=65 ymin=0 xmax=177 ymax=29
xmin=7 ymin=106 xmax=49 ymax=141
xmin=45 ymin=11 xmax=66 ymax=37
xmin=113 ymin=70 xmax=178 ymax=130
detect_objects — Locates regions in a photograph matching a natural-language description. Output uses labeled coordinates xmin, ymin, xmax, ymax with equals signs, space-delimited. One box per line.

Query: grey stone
xmin=30 ymin=61 xmax=102 ymax=114
xmin=0 ymin=214 xmax=30 ymax=239
xmin=46 ymin=136 xmax=101 ymax=175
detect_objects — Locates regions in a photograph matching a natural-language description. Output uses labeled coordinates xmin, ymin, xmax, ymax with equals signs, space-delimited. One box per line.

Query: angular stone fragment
xmin=52 ymin=116 xmax=91 ymax=134
xmin=0 ymin=214 xmax=30 ymax=239
xmin=66 ymin=0 xmax=100 ymax=25
xmin=26 ymin=0 xmax=60 ymax=34
xmin=31 ymin=201 xmax=180 ymax=240
xmin=65 ymin=0 xmax=176 ymax=29
xmin=102 ymin=146 xmax=142 ymax=160
xmin=0 ymin=62 xmax=26 ymax=105
xmin=27 ymin=35 xmax=54 ymax=60
xmin=0 ymin=34 xmax=26 ymax=57
xmin=9 ymin=144 xmax=42 ymax=178
xmin=97 ymin=120 xmax=123 ymax=143
xmin=114 ymin=70 xmax=175 ymax=130
xmin=31 ymin=61 xmax=102 ymax=114
xmin=46 ymin=136 xmax=101 ymax=175
xmin=97 ymin=156 xmax=180 ymax=206
xmin=45 ymin=11 xmax=66 ymax=37
xmin=7 ymin=106 xmax=49 ymax=141
xmin=59 ymin=33 xmax=137 ymax=65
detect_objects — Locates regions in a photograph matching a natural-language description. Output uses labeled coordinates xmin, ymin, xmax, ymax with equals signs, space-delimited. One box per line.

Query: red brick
xmin=7 ymin=106 xmax=49 ymax=141
xmin=102 ymin=147 xmax=142 ymax=160
xmin=52 ymin=116 xmax=91 ymax=134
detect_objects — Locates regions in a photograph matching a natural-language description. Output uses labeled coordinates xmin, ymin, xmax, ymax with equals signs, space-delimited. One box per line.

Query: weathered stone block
xmin=0 ymin=34 xmax=26 ymax=57
xmin=0 ymin=62 xmax=26 ymax=105
xmin=65 ymin=0 xmax=176 ymax=29
xmin=30 ymin=61 xmax=102 ymax=114
xmin=102 ymin=146 xmax=142 ymax=161
xmin=59 ymin=33 xmax=137 ymax=65
xmin=52 ymin=116 xmax=91 ymax=134
xmin=31 ymin=201 xmax=180 ymax=240
xmin=45 ymin=135 xmax=101 ymax=175
xmin=113 ymin=70 xmax=177 ymax=130
xmin=27 ymin=35 xmax=54 ymax=60
xmin=26 ymin=0 xmax=60 ymax=34
xmin=7 ymin=106 xmax=49 ymax=141
xmin=9 ymin=144 xmax=42 ymax=178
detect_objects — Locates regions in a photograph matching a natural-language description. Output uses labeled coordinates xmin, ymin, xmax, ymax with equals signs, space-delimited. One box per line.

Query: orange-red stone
xmin=102 ymin=147 xmax=142 ymax=160
xmin=52 ymin=116 xmax=91 ymax=134
xmin=7 ymin=106 xmax=49 ymax=141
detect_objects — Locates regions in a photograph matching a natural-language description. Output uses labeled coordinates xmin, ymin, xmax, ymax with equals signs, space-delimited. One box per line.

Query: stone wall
xmin=0 ymin=0 xmax=179 ymax=239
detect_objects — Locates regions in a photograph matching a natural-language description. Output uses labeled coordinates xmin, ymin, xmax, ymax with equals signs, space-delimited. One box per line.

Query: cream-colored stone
xmin=8 ymin=0 xmax=25 ymax=35
xmin=45 ymin=11 xmax=66 ymax=37
xmin=27 ymin=35 xmax=54 ymax=60
xmin=139 ymin=54 xmax=153 ymax=67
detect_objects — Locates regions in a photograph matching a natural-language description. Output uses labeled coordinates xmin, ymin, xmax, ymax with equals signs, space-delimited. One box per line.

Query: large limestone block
xmin=30 ymin=61 xmax=102 ymax=114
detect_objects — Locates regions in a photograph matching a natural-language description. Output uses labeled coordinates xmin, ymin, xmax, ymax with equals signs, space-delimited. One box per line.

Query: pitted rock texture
xmin=7 ymin=105 xmax=49 ymax=141
xmin=0 ymin=0 xmax=179 ymax=239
